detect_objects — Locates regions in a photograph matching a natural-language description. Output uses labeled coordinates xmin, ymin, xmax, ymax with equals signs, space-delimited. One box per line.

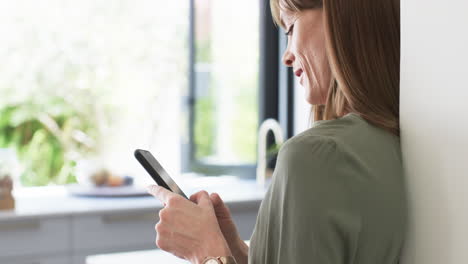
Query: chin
xmin=303 ymin=81 xmax=327 ymax=105
xmin=304 ymin=88 xmax=321 ymax=105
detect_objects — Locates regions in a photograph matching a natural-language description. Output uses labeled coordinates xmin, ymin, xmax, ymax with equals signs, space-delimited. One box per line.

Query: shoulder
xmin=273 ymin=123 xmax=346 ymax=194
xmin=271 ymin=125 xmax=362 ymax=223
xmin=276 ymin=132 xmax=343 ymax=187
xmin=273 ymin=113 xmax=372 ymax=186
xmin=277 ymin=115 xmax=355 ymax=168
xmin=278 ymin=112 xmax=399 ymax=166
xmin=279 ymin=133 xmax=340 ymax=169
xmin=272 ymin=112 xmax=403 ymax=205
xmin=271 ymin=121 xmax=365 ymax=216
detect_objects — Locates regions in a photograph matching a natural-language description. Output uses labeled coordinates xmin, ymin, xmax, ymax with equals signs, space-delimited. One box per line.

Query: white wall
xmin=400 ymin=1 xmax=468 ymax=263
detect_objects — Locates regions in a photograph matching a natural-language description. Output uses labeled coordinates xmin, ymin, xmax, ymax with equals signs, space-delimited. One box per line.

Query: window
xmin=0 ymin=0 xmax=292 ymax=186
xmin=185 ymin=0 xmax=260 ymax=178
xmin=0 ymin=1 xmax=188 ymax=186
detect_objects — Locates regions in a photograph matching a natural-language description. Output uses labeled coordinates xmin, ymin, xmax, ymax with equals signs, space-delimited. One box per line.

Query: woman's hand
xmin=210 ymin=193 xmax=249 ymax=264
xmin=147 ymin=185 xmax=232 ymax=264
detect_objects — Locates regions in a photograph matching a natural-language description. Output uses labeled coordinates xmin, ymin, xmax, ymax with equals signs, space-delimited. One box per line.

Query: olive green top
xmin=249 ymin=113 xmax=407 ymax=264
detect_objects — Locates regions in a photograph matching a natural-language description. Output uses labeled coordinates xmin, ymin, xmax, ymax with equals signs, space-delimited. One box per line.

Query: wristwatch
xmin=202 ymin=256 xmax=237 ymax=264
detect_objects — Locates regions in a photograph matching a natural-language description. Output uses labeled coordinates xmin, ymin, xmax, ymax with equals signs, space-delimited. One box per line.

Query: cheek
xmin=305 ymin=61 xmax=331 ymax=105
xmin=299 ymin=44 xmax=331 ymax=104
xmin=317 ymin=60 xmax=332 ymax=92
xmin=291 ymin=20 xmax=331 ymax=104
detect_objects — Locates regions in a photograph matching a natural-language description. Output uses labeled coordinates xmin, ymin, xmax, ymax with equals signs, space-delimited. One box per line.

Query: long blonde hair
xmin=271 ymin=0 xmax=400 ymax=136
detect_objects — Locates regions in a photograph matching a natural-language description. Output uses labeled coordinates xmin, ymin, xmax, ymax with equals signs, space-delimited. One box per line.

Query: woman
xmin=147 ymin=0 xmax=406 ymax=263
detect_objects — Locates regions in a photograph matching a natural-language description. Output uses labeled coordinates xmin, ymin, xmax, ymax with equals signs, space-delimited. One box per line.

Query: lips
xmin=294 ymin=69 xmax=303 ymax=77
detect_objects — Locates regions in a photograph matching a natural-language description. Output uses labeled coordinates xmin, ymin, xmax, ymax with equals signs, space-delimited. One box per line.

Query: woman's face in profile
xmin=280 ymin=8 xmax=331 ymax=105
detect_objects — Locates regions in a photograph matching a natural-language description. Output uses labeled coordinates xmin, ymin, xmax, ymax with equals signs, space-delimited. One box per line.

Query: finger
xmin=147 ymin=185 xmax=175 ymax=204
xmin=210 ymin=193 xmax=232 ymax=218
xmin=210 ymin=192 xmax=223 ymax=207
xmin=189 ymin=190 xmax=209 ymax=203
xmin=189 ymin=192 xmax=199 ymax=203
xmin=191 ymin=190 xmax=212 ymax=208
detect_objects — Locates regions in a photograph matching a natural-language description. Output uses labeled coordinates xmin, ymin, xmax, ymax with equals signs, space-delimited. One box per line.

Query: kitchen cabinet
xmin=7 ymin=256 xmax=71 ymax=264
xmin=71 ymin=212 xmax=157 ymax=253
xmin=0 ymin=217 xmax=70 ymax=263
xmin=0 ymin=179 xmax=265 ymax=264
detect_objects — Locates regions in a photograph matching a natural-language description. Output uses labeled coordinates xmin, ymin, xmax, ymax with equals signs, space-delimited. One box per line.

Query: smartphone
xmin=134 ymin=149 xmax=188 ymax=199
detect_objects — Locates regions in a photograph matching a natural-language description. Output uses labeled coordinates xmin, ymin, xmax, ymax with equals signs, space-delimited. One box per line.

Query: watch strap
xmin=202 ymin=256 xmax=237 ymax=264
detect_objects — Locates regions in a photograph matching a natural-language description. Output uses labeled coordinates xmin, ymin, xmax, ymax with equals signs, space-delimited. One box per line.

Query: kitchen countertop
xmin=86 ymin=243 xmax=251 ymax=264
xmin=0 ymin=176 xmax=267 ymax=221
xmin=86 ymin=249 xmax=189 ymax=264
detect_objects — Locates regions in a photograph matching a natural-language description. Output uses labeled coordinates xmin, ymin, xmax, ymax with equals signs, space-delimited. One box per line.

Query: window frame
xmin=182 ymin=0 xmax=294 ymax=178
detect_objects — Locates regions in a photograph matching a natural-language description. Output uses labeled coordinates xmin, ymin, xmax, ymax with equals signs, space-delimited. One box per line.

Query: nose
xmin=282 ymin=46 xmax=295 ymax=67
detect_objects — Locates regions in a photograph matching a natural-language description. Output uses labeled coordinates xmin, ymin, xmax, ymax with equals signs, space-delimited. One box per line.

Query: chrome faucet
xmin=257 ymin=119 xmax=284 ymax=186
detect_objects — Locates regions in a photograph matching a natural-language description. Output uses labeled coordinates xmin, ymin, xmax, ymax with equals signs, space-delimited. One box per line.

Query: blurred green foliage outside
xmin=0 ymin=0 xmax=187 ymax=186
xmin=0 ymin=98 xmax=98 ymax=186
